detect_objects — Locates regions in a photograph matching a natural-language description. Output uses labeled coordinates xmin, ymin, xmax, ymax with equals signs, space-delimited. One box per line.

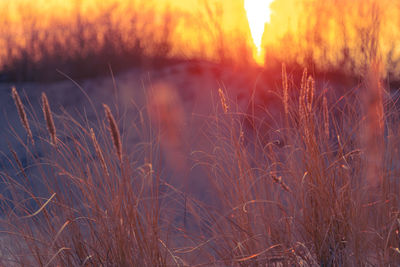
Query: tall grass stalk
xmin=41 ymin=92 xmax=57 ymax=146
xmin=103 ymin=104 xmax=122 ymax=162
xmin=12 ymin=87 xmax=34 ymax=144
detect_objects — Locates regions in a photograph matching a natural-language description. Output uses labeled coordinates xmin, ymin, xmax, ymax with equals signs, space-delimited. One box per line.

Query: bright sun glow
xmin=244 ymin=0 xmax=274 ymax=64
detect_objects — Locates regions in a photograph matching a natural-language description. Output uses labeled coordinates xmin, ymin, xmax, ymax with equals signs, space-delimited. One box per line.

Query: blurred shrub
xmin=0 ymin=0 xmax=180 ymax=81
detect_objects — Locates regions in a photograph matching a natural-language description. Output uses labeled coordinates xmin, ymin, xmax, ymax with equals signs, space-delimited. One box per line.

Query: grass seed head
xmin=103 ymin=104 xmax=122 ymax=162
xmin=218 ymin=88 xmax=229 ymax=114
xmin=41 ymin=92 xmax=57 ymax=146
xmin=306 ymin=76 xmax=315 ymax=112
xmin=12 ymin=87 xmax=34 ymax=144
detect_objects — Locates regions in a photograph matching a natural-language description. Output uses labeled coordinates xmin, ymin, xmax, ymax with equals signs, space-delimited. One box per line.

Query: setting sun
xmin=244 ymin=0 xmax=275 ymax=64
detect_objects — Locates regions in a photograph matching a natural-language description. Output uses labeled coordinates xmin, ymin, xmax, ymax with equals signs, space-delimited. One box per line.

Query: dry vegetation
xmin=1 ymin=61 xmax=400 ymax=266
xmin=1 ymin=0 xmax=400 ymax=266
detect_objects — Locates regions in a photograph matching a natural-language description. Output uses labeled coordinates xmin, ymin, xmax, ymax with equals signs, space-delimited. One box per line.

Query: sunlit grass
xmin=1 ymin=61 xmax=400 ymax=265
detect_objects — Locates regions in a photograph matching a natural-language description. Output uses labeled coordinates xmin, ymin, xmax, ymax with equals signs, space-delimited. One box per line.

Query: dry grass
xmin=1 ymin=63 xmax=400 ymax=266
xmin=41 ymin=92 xmax=57 ymax=146
xmin=11 ymin=87 xmax=34 ymax=145
xmin=103 ymin=104 xmax=122 ymax=163
xmin=90 ymin=128 xmax=109 ymax=177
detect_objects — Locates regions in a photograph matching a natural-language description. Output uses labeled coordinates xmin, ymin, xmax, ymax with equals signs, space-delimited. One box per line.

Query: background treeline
xmin=264 ymin=0 xmax=400 ymax=83
xmin=0 ymin=0 xmax=254 ymax=81
xmin=1 ymin=0 xmax=400 ymax=83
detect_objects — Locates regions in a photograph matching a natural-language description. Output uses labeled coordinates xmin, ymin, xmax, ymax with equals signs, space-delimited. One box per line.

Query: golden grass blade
xmin=234 ymin=244 xmax=281 ymax=262
xmin=20 ymin=193 xmax=56 ymax=219
xmin=51 ymin=220 xmax=70 ymax=248
xmin=44 ymin=247 xmax=71 ymax=267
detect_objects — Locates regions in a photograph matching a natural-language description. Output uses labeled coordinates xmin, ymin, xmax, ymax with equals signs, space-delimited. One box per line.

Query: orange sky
xmin=0 ymin=0 xmax=303 ymax=63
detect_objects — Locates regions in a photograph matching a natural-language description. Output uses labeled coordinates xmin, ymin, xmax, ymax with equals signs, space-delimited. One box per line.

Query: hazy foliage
xmin=264 ymin=0 xmax=400 ymax=81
